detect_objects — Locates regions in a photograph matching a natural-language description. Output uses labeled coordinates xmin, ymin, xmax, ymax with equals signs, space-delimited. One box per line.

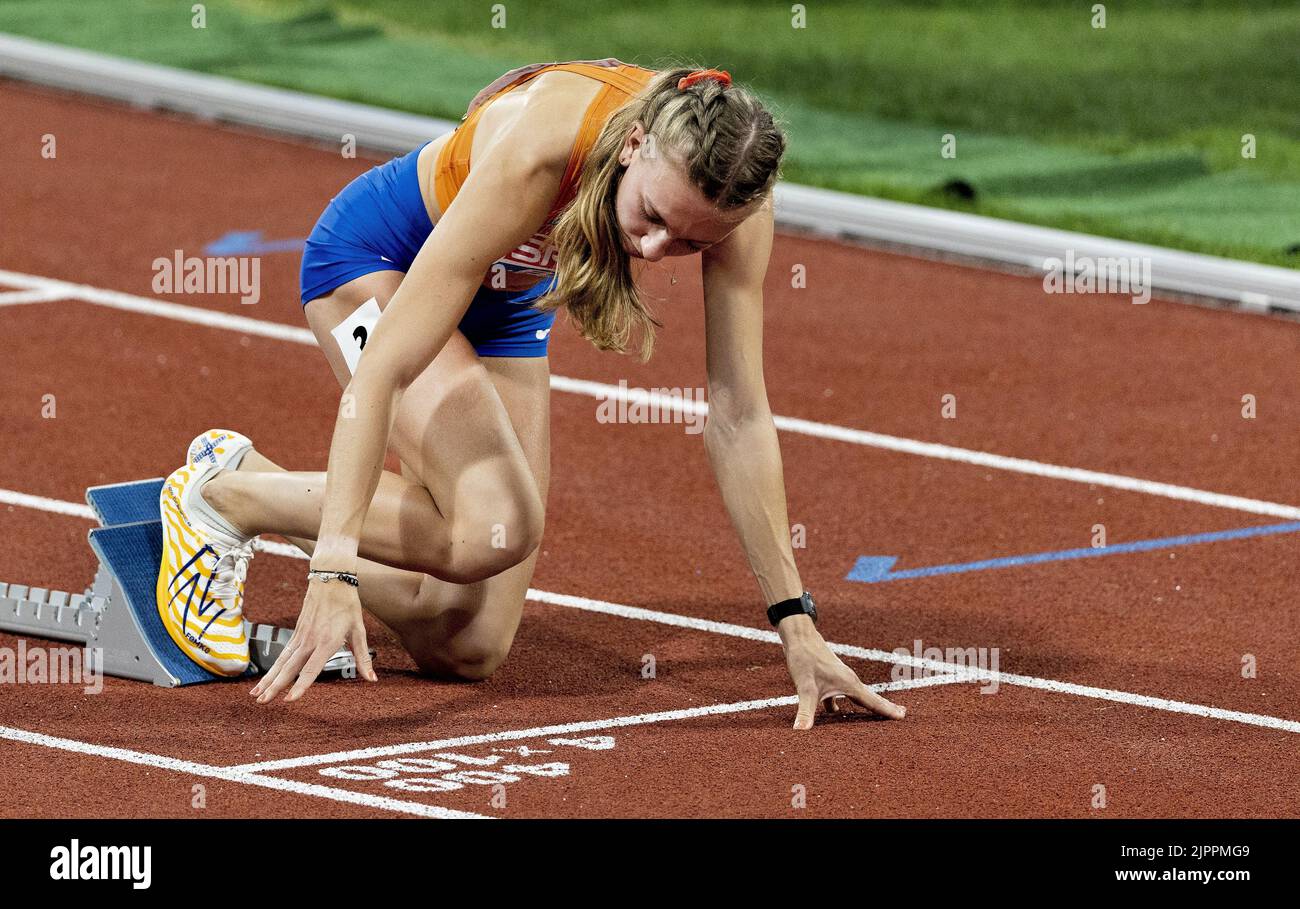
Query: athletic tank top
xmin=433 ymin=59 xmax=656 ymax=280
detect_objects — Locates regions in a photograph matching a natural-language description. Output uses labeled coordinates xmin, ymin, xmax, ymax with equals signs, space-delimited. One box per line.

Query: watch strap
xmin=767 ymin=594 xmax=811 ymax=627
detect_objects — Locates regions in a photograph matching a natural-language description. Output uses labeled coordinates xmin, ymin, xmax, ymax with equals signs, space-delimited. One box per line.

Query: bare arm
xmin=253 ymin=82 xmax=582 ymax=703
xmin=310 ymin=137 xmax=563 ymax=572
xmin=700 ymin=196 xmax=801 ymax=605
xmin=701 ymin=197 xmax=906 ymax=728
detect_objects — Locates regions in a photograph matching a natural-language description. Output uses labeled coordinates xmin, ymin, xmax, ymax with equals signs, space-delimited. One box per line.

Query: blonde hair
xmin=536 ymin=66 xmax=786 ymax=360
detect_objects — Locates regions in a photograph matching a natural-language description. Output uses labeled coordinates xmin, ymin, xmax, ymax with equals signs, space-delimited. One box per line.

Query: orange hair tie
xmin=677 ymin=69 xmax=731 ymax=90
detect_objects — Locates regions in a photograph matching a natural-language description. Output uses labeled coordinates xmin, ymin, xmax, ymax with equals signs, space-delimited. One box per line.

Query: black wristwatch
xmin=767 ymin=591 xmax=817 ymax=627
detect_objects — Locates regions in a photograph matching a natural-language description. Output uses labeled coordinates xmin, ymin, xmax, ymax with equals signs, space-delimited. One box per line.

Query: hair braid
xmin=537 ymin=64 xmax=787 ymax=359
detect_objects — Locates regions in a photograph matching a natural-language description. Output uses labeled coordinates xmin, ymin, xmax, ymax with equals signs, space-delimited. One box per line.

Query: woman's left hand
xmin=252 ymin=575 xmax=375 ymax=703
xmin=778 ymin=615 xmax=907 ymax=730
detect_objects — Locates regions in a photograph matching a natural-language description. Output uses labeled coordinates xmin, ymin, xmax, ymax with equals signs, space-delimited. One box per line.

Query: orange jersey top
xmin=434 ymin=58 xmax=656 ymax=280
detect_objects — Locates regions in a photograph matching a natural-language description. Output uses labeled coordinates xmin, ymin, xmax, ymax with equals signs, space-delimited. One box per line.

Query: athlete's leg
xmin=231 ymin=446 xmax=427 ymax=642
xmin=232 ymin=360 xmax=548 ymax=680
xmin=390 ymin=353 xmax=550 ymax=680
xmin=208 ymin=269 xmax=549 ymax=679
xmin=203 ymin=270 xmax=545 ymax=587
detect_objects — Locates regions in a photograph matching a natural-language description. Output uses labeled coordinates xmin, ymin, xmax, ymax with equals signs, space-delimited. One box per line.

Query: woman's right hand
xmin=251 ymin=577 xmax=377 ymax=703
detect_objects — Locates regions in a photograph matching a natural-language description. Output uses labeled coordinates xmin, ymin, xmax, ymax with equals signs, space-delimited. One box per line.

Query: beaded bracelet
xmin=308 ymin=569 xmax=359 ymax=588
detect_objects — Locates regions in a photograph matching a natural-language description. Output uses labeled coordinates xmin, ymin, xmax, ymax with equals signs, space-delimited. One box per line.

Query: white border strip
xmin=776 ymin=184 xmax=1300 ymax=310
xmin=2 ymin=268 xmax=1297 ymax=520
xmin=1 ymin=32 xmax=1295 ymax=310
xmin=0 ymin=32 xmax=451 ymax=153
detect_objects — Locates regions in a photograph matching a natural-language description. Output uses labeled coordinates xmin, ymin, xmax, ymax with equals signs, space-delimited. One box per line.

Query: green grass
xmin=320 ymin=0 xmax=1299 ymax=165
xmin=2 ymin=0 xmax=1297 ymax=265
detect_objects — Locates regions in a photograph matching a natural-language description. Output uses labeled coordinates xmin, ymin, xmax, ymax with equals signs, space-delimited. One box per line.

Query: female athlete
xmin=154 ymin=60 xmax=907 ymax=730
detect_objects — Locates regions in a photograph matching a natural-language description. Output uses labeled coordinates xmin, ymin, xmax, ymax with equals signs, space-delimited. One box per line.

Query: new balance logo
xmin=168 ymin=546 xmax=228 ymax=642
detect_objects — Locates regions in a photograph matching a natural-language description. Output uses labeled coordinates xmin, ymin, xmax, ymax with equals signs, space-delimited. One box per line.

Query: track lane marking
xmin=0 ymin=287 xmax=68 ymax=306
xmin=228 ymin=674 xmax=968 ymax=773
xmin=523 ymin=589 xmax=1300 ymax=735
xmin=5 ymin=486 xmax=1299 ymax=739
xmin=0 ymin=488 xmax=95 ymax=519
xmin=0 ymin=269 xmax=315 ymax=343
xmin=0 ymin=724 xmax=487 ymax=818
xmin=847 ymin=520 xmax=1300 ymax=583
xmin=2 ymin=267 xmax=1297 ymax=520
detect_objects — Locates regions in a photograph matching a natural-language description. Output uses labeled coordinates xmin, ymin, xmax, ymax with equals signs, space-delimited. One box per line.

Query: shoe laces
xmin=210 ymin=539 xmax=255 ymax=601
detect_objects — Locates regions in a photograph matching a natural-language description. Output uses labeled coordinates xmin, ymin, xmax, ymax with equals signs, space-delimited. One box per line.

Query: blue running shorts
xmin=300 ymin=142 xmax=557 ymax=357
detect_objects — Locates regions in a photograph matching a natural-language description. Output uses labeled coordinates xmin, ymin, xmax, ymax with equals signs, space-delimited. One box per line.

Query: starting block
xmin=0 ymin=478 xmax=361 ymax=687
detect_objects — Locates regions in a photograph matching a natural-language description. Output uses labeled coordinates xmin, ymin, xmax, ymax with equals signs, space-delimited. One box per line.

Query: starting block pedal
xmin=0 ymin=478 xmax=362 ymax=687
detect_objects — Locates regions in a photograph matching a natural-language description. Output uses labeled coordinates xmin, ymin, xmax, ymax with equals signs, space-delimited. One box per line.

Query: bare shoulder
xmin=471 ymin=70 xmax=606 ymax=173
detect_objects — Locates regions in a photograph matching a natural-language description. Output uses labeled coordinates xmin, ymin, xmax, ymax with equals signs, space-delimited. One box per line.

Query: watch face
xmin=802 ymin=592 xmax=817 ymax=620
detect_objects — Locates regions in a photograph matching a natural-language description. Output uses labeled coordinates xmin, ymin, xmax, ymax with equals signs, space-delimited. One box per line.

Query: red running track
xmin=1 ymin=81 xmax=1299 ymax=818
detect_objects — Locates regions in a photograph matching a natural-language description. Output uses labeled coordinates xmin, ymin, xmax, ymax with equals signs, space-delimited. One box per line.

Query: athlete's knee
xmin=444 ymin=639 xmax=510 ymax=682
xmin=492 ymin=493 xmax=545 ymax=564
xmin=410 ymin=634 xmax=513 ymax=682
xmin=450 ymin=496 xmax=543 ymax=582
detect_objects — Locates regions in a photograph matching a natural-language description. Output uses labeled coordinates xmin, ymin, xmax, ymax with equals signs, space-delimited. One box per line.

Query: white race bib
xmin=329 ymin=296 xmax=383 ymax=376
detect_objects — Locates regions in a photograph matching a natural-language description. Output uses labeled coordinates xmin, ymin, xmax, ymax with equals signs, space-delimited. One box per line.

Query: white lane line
xmin=0 ymin=287 xmax=67 ymax=306
xmin=0 ymin=269 xmax=315 ymax=344
xmin=526 ymin=589 xmax=1300 ymax=734
xmin=5 ymin=486 xmax=1300 ymax=738
xmin=0 ymin=488 xmax=95 ymax=520
xmin=0 ymin=724 xmax=487 ymax=818
xmin=545 ymin=381 xmax=1300 ymax=522
xmin=768 ymin=414 xmax=1300 ymax=521
xmin=227 ymin=674 xmax=968 ymax=773
xmin=2 ymin=267 xmax=1296 ymax=520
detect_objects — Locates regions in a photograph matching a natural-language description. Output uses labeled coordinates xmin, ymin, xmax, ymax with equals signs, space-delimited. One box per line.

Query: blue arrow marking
xmin=204 ymin=230 xmax=305 ymax=256
xmin=847 ymin=521 xmax=1300 ymax=583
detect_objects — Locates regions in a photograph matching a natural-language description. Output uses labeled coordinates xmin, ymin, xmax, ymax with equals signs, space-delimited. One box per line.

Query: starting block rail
xmin=0 ymin=478 xmax=359 ymax=686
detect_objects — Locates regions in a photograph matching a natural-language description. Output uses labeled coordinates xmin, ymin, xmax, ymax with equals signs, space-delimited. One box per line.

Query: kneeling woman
xmin=155 ymin=60 xmax=906 ymax=730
